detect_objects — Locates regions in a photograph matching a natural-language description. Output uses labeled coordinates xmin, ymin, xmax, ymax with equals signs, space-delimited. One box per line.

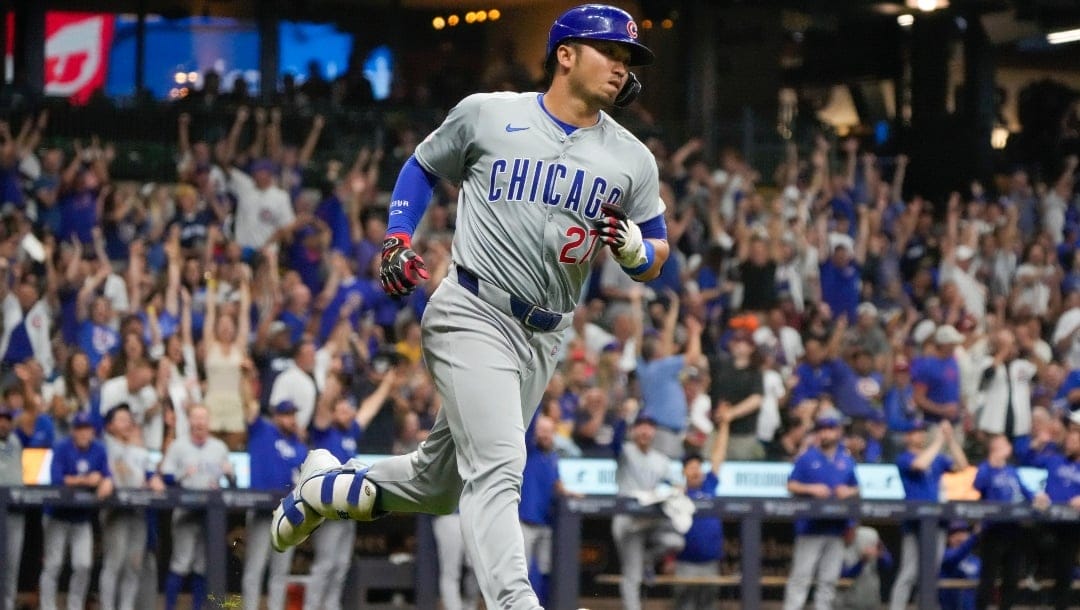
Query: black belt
xmin=456 ymin=267 xmax=568 ymax=332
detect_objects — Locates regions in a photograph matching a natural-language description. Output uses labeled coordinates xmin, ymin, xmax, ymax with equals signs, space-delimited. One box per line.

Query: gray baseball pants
xmin=673 ymin=560 xmax=720 ymax=610
xmin=888 ymin=529 xmax=944 ymax=610
xmin=98 ymin=510 xmax=146 ymax=610
xmin=303 ymin=519 xmax=355 ymax=610
xmin=169 ymin=510 xmax=206 ymax=575
xmin=3 ymin=512 xmax=23 ymax=610
xmin=611 ymin=515 xmax=686 ymax=610
xmin=243 ymin=511 xmax=294 ymax=610
xmin=365 ymin=278 xmax=562 ymax=610
xmin=434 ymin=513 xmax=480 ymax=610
xmin=783 ymin=534 xmax=845 ymax=610
xmin=39 ymin=516 xmax=93 ymax=610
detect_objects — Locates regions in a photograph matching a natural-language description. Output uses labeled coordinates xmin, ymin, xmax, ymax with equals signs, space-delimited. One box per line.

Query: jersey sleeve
xmin=624 ymin=151 xmax=664 ymax=225
xmin=413 ymin=93 xmax=487 ymax=183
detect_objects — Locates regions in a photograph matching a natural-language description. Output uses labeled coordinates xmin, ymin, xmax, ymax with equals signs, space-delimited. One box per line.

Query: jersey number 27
xmin=559 ymin=226 xmax=602 ymax=265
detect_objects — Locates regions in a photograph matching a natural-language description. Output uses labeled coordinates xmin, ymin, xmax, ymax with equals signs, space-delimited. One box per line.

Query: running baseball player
xmin=270 ymin=5 xmax=667 ymax=609
xmin=99 ymin=405 xmax=161 ymax=610
xmin=152 ymin=404 xmax=233 ymax=610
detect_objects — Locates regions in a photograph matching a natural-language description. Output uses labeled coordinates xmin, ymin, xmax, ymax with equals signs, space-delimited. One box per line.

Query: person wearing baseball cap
xmin=612 ymin=408 xmax=684 ymax=610
xmin=888 ymin=419 xmax=968 ymax=610
xmin=40 ymin=411 xmax=113 ymax=610
xmin=0 ymin=405 xmax=23 ymax=610
xmin=939 ymin=520 xmax=979 ymax=610
xmin=783 ymin=407 xmax=859 ymax=610
xmin=909 ymin=323 xmax=963 ymax=428
xmin=242 ymin=396 xmax=307 ymax=610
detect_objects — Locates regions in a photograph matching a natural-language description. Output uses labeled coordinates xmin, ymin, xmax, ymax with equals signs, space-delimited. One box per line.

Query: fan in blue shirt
xmin=308 ymin=373 xmax=394 ymax=463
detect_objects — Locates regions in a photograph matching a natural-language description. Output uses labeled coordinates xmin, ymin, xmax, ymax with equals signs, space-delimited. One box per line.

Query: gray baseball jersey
xmin=0 ymin=432 xmax=21 ymax=486
xmin=105 ymin=435 xmax=152 ymax=489
xmin=615 ymin=442 xmax=672 ymax=496
xmin=414 ymin=92 xmax=664 ymax=313
xmin=160 ymin=437 xmax=230 ymax=490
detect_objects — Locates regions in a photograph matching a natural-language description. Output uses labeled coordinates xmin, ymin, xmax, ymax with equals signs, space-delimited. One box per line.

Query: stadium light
xmin=465 ymin=11 xmax=476 ymax=24
xmin=433 ymin=16 xmax=445 ymax=30
xmin=487 ymin=9 xmax=500 ymax=21
xmin=1048 ymin=27 xmax=1080 ymax=45
xmin=897 ymin=14 xmax=914 ymax=27
xmin=475 ymin=10 xmax=487 ymax=22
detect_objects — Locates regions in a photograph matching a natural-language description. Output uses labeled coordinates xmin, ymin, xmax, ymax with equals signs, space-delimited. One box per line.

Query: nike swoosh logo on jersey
xmin=505 ymin=124 xmax=530 ymax=133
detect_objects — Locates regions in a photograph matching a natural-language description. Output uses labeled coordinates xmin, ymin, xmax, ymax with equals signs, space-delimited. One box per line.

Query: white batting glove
xmin=594 ymin=203 xmax=648 ymax=269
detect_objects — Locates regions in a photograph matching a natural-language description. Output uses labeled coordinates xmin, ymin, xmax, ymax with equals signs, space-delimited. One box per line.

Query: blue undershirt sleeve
xmin=638 ymin=214 xmax=667 ymax=240
xmin=386 ymin=155 xmax=439 ymax=238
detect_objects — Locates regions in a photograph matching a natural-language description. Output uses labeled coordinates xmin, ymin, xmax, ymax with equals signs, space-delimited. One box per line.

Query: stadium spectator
xmin=709 ymin=320 xmax=764 ymax=460
xmin=201 ymin=264 xmax=251 ymax=449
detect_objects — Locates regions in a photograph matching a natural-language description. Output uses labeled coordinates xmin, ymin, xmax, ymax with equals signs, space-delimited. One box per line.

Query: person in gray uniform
xmin=100 ymin=405 xmax=161 ymax=610
xmin=151 ymin=404 xmax=233 ymax=610
xmin=433 ymin=512 xmax=481 ymax=610
xmin=0 ymin=405 xmax=22 ymax=610
xmin=270 ymin=5 xmax=668 ymax=610
xmin=612 ymin=415 xmax=685 ymax=610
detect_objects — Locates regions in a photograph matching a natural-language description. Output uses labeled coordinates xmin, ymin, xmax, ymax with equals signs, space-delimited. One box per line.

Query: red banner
xmin=5 ymin=12 xmax=115 ymax=104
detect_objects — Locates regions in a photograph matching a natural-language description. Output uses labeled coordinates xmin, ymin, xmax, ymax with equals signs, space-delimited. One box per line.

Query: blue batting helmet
xmin=546 ymin=4 xmax=654 ymax=67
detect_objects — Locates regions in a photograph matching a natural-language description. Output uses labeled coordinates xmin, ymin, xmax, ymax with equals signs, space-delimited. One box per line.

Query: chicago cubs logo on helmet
xmin=546 ymin=4 xmax=654 ymax=67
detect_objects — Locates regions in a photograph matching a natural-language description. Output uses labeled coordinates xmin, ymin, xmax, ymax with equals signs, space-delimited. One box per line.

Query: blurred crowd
xmin=2 ymin=84 xmax=1080 ymax=609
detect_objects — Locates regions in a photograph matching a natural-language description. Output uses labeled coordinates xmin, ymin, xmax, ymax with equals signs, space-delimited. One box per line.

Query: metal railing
xmin=5 ymin=486 xmax=1075 ymax=609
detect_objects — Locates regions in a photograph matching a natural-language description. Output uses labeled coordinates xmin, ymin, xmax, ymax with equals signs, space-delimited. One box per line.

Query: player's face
xmin=567 ymin=41 xmax=631 ymax=108
xmin=72 ymin=425 xmax=95 ymax=449
xmin=274 ymin=412 xmax=298 ymax=436
xmin=189 ymin=406 xmax=210 ymax=442
xmin=683 ymin=459 xmax=704 ymax=488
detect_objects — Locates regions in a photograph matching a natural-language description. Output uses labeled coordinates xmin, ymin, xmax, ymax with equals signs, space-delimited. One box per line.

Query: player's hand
xmin=592 ymin=203 xmax=647 ymax=269
xmin=1033 ymin=492 xmax=1051 ymax=511
xmin=380 ymin=235 xmax=429 ymax=297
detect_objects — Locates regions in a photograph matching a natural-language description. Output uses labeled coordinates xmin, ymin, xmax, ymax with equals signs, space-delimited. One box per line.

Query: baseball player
xmin=519 ymin=414 xmax=578 ymax=606
xmin=40 ymin=411 xmax=113 ymax=610
xmin=972 ymin=434 xmax=1034 ymax=610
xmin=242 ymin=398 xmax=307 ymax=610
xmin=672 ymin=412 xmax=729 ymax=610
xmin=0 ymin=405 xmax=22 ymax=610
xmin=782 ymin=409 xmax=860 ymax=610
xmin=151 ymin=404 xmax=233 ymax=610
xmin=889 ymin=419 xmax=968 ymax=610
xmin=303 ymin=373 xmax=393 ymax=610
xmin=271 ymin=5 xmax=667 ymax=610
xmin=1031 ymin=422 xmax=1080 ymax=610
xmin=612 ymin=415 xmax=685 ymax=610
xmin=99 ymin=405 xmax=161 ymax=610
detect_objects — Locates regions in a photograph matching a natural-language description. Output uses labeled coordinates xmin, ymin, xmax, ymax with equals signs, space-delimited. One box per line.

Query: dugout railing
xmin=2 ymin=487 xmax=1078 ymax=609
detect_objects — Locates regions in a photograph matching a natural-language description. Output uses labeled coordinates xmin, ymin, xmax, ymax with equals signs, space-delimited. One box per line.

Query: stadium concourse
xmin=1 ymin=59 xmax=1080 ymax=609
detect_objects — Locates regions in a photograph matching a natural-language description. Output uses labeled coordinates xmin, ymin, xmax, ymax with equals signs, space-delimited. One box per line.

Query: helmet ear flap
xmin=614 ymin=72 xmax=641 ymax=108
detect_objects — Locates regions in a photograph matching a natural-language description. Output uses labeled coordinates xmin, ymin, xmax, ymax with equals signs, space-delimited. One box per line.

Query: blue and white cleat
xmin=270 ymin=449 xmax=340 ymax=551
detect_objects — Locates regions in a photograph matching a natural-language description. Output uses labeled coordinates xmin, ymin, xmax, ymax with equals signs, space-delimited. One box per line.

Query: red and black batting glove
xmin=591 ymin=203 xmax=648 ymax=268
xmin=379 ymin=234 xmax=429 ymax=297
